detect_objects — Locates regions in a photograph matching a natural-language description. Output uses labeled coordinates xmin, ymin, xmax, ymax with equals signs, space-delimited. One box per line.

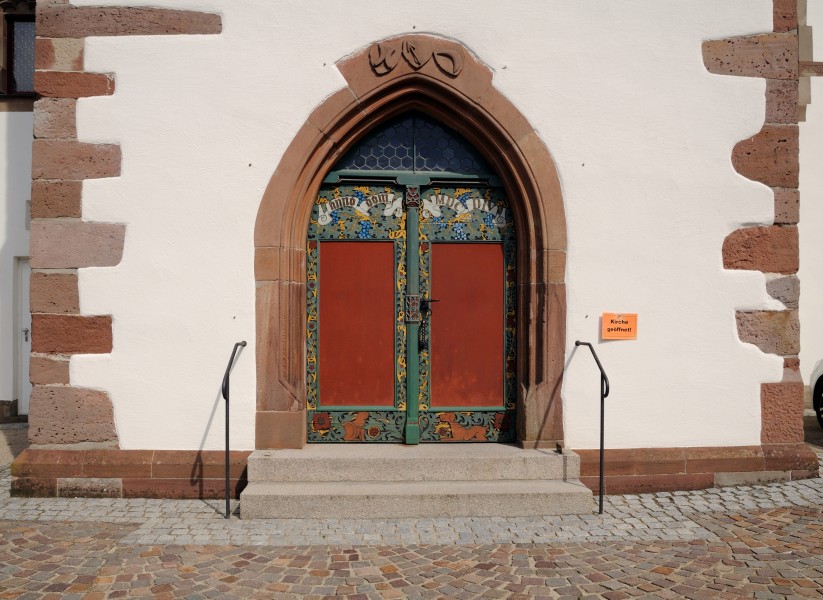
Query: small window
xmin=2 ymin=14 xmax=36 ymax=95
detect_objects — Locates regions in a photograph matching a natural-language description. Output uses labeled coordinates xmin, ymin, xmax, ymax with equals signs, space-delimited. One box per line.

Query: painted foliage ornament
xmin=369 ymin=39 xmax=463 ymax=77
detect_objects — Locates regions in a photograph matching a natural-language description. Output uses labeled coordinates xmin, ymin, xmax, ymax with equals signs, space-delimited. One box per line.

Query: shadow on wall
xmin=0 ymin=424 xmax=30 ymax=466
xmin=188 ymin=345 xmax=249 ymax=499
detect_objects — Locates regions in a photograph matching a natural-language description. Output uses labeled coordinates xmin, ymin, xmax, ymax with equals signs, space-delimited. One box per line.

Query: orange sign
xmin=601 ymin=313 xmax=638 ymax=340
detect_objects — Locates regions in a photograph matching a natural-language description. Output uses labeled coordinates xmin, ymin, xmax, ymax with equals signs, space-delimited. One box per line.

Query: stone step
xmin=247 ymin=444 xmax=579 ymax=482
xmin=240 ymin=479 xmax=594 ymax=519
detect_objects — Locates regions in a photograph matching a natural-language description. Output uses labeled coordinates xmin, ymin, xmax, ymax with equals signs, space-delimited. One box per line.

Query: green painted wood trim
xmin=404 ymin=186 xmax=420 ymax=445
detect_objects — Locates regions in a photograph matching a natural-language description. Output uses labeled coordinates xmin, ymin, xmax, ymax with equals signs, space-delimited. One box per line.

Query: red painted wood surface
xmin=430 ymin=243 xmax=504 ymax=407
xmin=318 ymin=241 xmax=395 ymax=407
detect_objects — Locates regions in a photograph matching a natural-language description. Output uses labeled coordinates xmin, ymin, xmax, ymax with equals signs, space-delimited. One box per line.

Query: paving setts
xmin=1 ymin=455 xmax=823 ymax=546
xmin=0 ymin=450 xmax=822 ymax=598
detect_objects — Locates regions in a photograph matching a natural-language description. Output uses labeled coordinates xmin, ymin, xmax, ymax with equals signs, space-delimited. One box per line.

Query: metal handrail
xmin=574 ymin=341 xmax=610 ymax=514
xmin=221 ymin=341 xmax=246 ymax=519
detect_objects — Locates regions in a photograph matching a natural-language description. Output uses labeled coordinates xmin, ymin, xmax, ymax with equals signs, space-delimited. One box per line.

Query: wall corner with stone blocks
xmin=14 ymin=1 xmax=223 ymax=495
xmin=704 ymin=0 xmax=811 ymax=471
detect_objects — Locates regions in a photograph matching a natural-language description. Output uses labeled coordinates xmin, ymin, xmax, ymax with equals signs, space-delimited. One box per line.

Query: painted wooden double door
xmin=306 ymin=183 xmax=516 ymax=443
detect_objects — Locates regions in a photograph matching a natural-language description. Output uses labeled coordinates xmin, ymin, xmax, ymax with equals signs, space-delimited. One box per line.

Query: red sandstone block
xmin=732 ymin=125 xmax=799 ymax=189
xmin=684 ymin=446 xmax=764 ymax=474
xmin=581 ymin=473 xmax=714 ymax=496
xmin=703 ymin=33 xmax=798 ymax=79
xmin=83 ymin=450 xmax=154 ymax=478
xmin=763 ymin=443 xmax=819 ymax=471
xmin=11 ymin=477 xmax=57 ymax=497
xmin=774 ymin=188 xmax=799 ymax=224
xmin=30 ymin=221 xmax=125 ymax=269
xmin=761 ymin=382 xmax=804 ymax=443
xmin=736 ymin=310 xmax=799 ymax=356
xmin=29 ymin=356 xmax=70 ymax=385
xmin=766 ymin=79 xmax=798 ymax=124
xmin=722 ymin=226 xmax=798 ymax=274
xmin=576 ymin=449 xmax=635 ymax=477
xmin=29 ymin=272 xmax=79 ymax=314
xmin=27 ymin=387 xmax=118 ymax=445
xmin=11 ymin=448 xmax=84 ymax=478
xmin=152 ymin=450 xmax=251 ymax=480
xmin=32 ymin=140 xmax=120 ymax=180
xmin=34 ymin=70 xmax=114 ymax=98
xmin=32 ymin=315 xmax=112 ymax=354
xmin=34 ymin=38 xmax=83 ymax=71
xmin=632 ymin=448 xmax=687 ymax=475
xmin=38 ymin=6 xmax=222 ymax=37
xmin=33 ymin=98 xmax=77 ymax=139
xmin=773 ymin=0 xmax=798 ymax=32
xmin=122 ymin=478 xmax=247 ymax=500
xmin=31 ymin=180 xmax=82 ymax=218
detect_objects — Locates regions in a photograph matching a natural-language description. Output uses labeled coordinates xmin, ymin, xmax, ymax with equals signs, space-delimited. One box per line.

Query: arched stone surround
xmin=253 ymin=34 xmax=568 ymax=449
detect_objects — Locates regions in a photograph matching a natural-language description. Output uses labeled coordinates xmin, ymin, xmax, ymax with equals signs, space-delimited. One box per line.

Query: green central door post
xmin=404 ymin=186 xmax=421 ymax=444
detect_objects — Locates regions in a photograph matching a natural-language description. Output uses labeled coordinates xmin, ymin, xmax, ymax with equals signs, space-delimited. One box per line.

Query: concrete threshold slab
xmin=241 ymin=478 xmax=595 ymax=519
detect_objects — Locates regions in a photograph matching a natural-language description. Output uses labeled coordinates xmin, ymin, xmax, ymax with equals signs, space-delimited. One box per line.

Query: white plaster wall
xmin=70 ymin=0 xmax=781 ymax=450
xmin=799 ymin=1 xmax=823 ymax=401
xmin=0 ymin=108 xmax=32 ymax=403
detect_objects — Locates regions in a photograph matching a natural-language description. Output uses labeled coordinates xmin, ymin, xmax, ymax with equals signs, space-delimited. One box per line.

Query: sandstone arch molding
xmin=253 ymin=33 xmax=567 ymax=448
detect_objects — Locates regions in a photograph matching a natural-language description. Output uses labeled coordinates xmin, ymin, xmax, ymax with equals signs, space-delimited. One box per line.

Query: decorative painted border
xmin=306 ymin=185 xmax=517 ymax=442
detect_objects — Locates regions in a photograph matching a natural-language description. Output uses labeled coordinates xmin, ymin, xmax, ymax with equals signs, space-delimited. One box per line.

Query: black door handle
xmin=421 ymin=298 xmax=440 ymax=313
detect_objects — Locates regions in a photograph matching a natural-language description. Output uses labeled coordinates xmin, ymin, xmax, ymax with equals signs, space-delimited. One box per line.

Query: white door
xmin=16 ymin=259 xmax=31 ymax=415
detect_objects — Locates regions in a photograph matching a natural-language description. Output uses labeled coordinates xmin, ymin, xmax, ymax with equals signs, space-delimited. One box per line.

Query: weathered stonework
xmin=37 ymin=6 xmax=222 ymax=37
xmin=30 ymin=221 xmax=125 ymax=269
xmin=33 ymin=71 xmax=115 ymax=98
xmin=29 ymin=272 xmax=79 ymax=314
xmin=33 ymin=98 xmax=76 ymax=139
xmin=28 ymin=387 xmax=118 ymax=445
xmin=722 ymin=225 xmax=798 ymax=274
xmin=32 ymin=315 xmax=113 ymax=354
xmin=731 ymin=125 xmax=799 ymax=189
xmin=766 ymin=274 xmax=800 ymax=308
xmin=30 ymin=180 xmax=82 ymax=218
xmin=761 ymin=382 xmax=804 ymax=443
xmin=29 ymin=356 xmax=70 ymax=386
xmin=703 ymin=33 xmax=798 ymax=79
xmin=17 ymin=3 xmax=225 ymax=494
xmin=705 ymin=1 xmax=807 ymax=456
xmin=32 ymin=140 xmax=121 ymax=179
xmin=736 ymin=310 xmax=800 ymax=356
xmin=774 ymin=187 xmax=799 ymax=223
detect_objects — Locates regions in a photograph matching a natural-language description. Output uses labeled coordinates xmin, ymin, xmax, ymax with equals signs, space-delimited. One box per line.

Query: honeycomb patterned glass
xmin=12 ymin=21 xmax=36 ymax=93
xmin=335 ymin=113 xmax=491 ymax=175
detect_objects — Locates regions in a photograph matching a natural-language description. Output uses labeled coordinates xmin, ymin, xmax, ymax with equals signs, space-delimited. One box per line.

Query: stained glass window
xmin=334 ymin=113 xmax=491 ymax=175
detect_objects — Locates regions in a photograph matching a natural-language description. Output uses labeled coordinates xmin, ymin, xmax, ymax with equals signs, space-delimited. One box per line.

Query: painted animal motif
xmin=342 ymin=412 xmax=369 ymax=441
xmin=438 ymin=413 xmax=487 ymax=441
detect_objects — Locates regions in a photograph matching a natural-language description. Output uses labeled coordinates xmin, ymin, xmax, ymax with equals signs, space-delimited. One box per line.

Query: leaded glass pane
xmin=336 ymin=115 xmax=415 ymax=171
xmin=414 ymin=117 xmax=489 ymax=173
xmin=11 ymin=21 xmax=35 ymax=93
xmin=333 ymin=113 xmax=491 ymax=175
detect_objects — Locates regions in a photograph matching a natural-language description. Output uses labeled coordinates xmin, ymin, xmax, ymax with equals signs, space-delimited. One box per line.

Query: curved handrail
xmin=574 ymin=340 xmax=610 ymax=515
xmin=575 ymin=341 xmax=609 ymax=398
xmin=222 ymin=341 xmax=247 ymax=401
xmin=221 ymin=340 xmax=246 ymax=519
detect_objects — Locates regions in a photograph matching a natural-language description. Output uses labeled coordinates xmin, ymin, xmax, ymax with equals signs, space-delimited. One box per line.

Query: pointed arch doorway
xmin=307 ymin=112 xmax=516 ymax=443
xmin=254 ymin=34 xmax=568 ymax=450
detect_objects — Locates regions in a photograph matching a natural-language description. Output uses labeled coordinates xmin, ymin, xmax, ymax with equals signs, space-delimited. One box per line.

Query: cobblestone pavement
xmin=0 ymin=447 xmax=822 ymax=598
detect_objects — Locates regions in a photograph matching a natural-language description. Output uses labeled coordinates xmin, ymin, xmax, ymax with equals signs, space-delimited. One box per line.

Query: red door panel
xmin=430 ymin=243 xmax=504 ymax=407
xmin=318 ymin=241 xmax=395 ymax=407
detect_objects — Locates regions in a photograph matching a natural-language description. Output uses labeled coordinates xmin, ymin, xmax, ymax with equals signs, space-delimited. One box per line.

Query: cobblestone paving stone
xmin=0 ymin=448 xmax=821 ymax=598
